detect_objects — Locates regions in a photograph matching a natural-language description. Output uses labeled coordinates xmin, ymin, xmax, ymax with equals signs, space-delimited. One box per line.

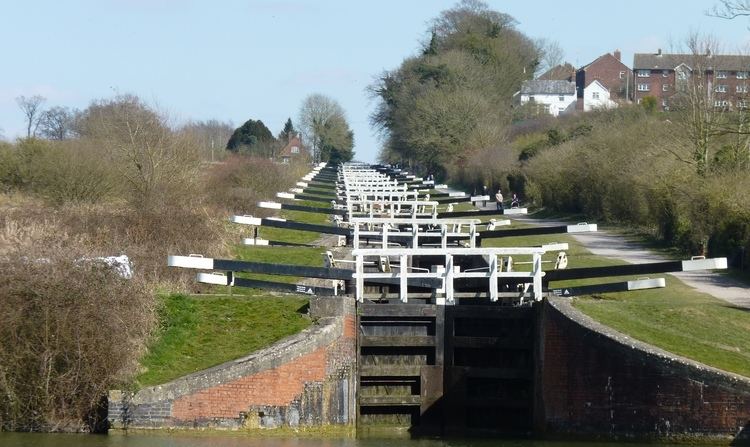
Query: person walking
xmin=495 ymin=188 xmax=504 ymax=212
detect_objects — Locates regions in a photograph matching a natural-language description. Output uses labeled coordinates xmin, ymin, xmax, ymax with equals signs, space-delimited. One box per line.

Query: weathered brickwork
xmin=537 ymin=297 xmax=750 ymax=443
xmin=108 ymin=297 xmax=357 ymax=431
xmin=171 ymin=347 xmax=328 ymax=420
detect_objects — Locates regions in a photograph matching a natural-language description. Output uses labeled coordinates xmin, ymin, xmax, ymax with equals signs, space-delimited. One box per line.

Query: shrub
xmin=0 ymin=247 xmax=156 ymax=432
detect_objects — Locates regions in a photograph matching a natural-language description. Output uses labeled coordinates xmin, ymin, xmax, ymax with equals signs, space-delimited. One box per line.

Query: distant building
xmin=576 ymin=50 xmax=632 ymax=110
xmin=277 ymin=133 xmax=309 ymax=164
xmin=582 ymin=80 xmax=618 ymax=111
xmin=518 ymin=80 xmax=576 ymax=116
xmin=538 ymin=63 xmax=576 ymax=82
xmin=633 ymin=49 xmax=750 ymax=111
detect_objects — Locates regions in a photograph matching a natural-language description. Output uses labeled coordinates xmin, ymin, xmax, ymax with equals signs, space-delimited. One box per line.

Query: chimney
xmin=614 ymin=49 xmax=621 ymax=61
xmin=657 ymin=48 xmax=662 ymax=56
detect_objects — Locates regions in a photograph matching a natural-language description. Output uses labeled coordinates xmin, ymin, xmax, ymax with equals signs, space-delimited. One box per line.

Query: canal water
xmin=0 ymin=433 xmax=709 ymax=447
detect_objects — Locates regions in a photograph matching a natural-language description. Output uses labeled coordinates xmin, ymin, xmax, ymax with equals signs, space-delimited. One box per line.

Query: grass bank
xmin=487 ymin=220 xmax=750 ymax=378
xmin=136 ymin=293 xmax=311 ymax=387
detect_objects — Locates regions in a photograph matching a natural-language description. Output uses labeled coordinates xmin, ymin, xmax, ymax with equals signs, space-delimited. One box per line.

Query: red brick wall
xmin=172 ymin=347 xmax=328 ymax=420
xmin=172 ymin=315 xmax=356 ymax=422
xmin=539 ymin=299 xmax=750 ymax=441
xmin=579 ymin=54 xmax=632 ymax=100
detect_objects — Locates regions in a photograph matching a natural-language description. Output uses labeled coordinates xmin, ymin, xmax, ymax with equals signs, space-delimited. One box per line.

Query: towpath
xmin=510 ymin=213 xmax=750 ymax=309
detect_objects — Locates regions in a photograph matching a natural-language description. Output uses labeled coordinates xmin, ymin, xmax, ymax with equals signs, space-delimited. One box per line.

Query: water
xmin=0 ymin=433 xmax=708 ymax=447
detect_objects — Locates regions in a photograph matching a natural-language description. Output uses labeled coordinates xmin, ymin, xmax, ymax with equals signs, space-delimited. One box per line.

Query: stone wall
xmin=109 ymin=297 xmax=356 ymax=430
xmin=536 ymin=297 xmax=750 ymax=444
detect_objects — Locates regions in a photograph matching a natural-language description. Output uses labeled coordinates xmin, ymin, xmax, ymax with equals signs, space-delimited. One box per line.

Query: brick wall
xmin=536 ymin=297 xmax=750 ymax=443
xmin=578 ymin=54 xmax=632 ymax=101
xmin=109 ymin=297 xmax=356 ymax=430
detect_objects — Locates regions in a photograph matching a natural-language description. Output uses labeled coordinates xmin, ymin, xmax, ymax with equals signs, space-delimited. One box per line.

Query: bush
xmin=0 ymin=247 xmax=156 ymax=432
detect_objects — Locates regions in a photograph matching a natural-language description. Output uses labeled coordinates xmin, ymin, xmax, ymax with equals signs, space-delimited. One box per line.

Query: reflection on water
xmin=0 ymin=432 xmax=708 ymax=447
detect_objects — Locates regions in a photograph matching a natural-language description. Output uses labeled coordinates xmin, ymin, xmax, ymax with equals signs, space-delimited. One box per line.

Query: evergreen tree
xmin=278 ymin=118 xmax=295 ymax=140
xmin=226 ymin=119 xmax=275 ymax=155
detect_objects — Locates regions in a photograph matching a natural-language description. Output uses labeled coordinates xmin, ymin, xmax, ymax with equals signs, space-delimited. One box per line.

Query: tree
xmin=370 ymin=0 xmax=537 ymax=174
xmin=535 ymin=38 xmax=565 ymax=77
xmin=179 ymin=119 xmax=234 ymax=161
xmin=15 ymin=95 xmax=46 ymax=138
xmin=226 ymin=119 xmax=275 ymax=156
xmin=278 ymin=117 xmax=295 ymax=140
xmin=640 ymin=96 xmax=658 ymax=114
xmin=75 ymin=94 xmax=202 ymax=208
xmin=38 ymin=106 xmax=74 ymax=140
xmin=668 ymin=34 xmax=726 ymax=176
xmin=708 ymin=0 xmax=750 ymax=19
xmin=299 ymin=94 xmax=355 ymax=163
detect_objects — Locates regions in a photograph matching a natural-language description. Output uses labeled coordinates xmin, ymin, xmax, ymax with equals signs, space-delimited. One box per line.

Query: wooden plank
xmin=447 ymin=306 xmax=535 ymax=319
xmin=359 ymin=335 xmax=436 ymax=347
xmin=359 ymin=365 xmax=422 ymax=377
xmin=451 ymin=336 xmax=532 ymax=349
xmin=420 ymin=365 xmax=444 ymax=423
xmin=360 ymin=303 xmax=437 ymax=317
xmin=359 ymin=395 xmax=421 ymax=406
xmin=447 ymin=366 xmax=531 ymax=380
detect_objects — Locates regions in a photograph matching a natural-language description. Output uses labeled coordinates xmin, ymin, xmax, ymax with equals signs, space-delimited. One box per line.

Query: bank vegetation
xmin=0 ymin=95 xmax=309 ymax=431
xmin=371 ymin=1 xmax=750 ymax=269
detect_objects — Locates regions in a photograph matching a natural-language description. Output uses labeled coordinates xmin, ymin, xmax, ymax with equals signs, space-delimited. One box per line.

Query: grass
xmin=233 ymin=245 xmax=326 ymax=283
xmin=574 ymin=285 xmax=750 ymax=377
xmin=257 ymin=199 xmax=333 ymax=245
xmin=136 ymin=293 xmax=311 ymax=387
xmin=483 ymin=219 xmax=750 ymax=378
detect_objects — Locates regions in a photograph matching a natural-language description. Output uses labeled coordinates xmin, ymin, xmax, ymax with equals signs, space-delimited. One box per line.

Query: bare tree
xmin=535 ymin=38 xmax=565 ymax=77
xmin=38 ymin=106 xmax=74 ymax=140
xmin=708 ymin=0 xmax=750 ymax=19
xmin=298 ymin=94 xmax=349 ymax=163
xmin=15 ymin=95 xmax=46 ymax=138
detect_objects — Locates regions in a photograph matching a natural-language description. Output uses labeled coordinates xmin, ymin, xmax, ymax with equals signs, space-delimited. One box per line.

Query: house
xmin=633 ymin=49 xmax=750 ymax=111
xmin=277 ymin=133 xmax=309 ymax=164
xmin=583 ymin=80 xmax=618 ymax=111
xmin=538 ymin=63 xmax=576 ymax=82
xmin=518 ymin=80 xmax=577 ymax=116
xmin=576 ymin=50 xmax=632 ymax=109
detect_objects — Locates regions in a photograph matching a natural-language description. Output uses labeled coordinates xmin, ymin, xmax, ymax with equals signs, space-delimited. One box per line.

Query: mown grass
xmin=483 ymin=225 xmax=750 ymax=378
xmin=136 ymin=293 xmax=311 ymax=387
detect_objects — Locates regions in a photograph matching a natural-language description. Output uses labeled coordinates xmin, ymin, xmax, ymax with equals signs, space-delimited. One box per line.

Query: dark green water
xmin=0 ymin=433 xmax=708 ymax=447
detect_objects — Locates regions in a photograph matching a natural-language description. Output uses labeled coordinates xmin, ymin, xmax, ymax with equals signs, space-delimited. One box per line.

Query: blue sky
xmin=1 ymin=0 xmax=748 ymax=162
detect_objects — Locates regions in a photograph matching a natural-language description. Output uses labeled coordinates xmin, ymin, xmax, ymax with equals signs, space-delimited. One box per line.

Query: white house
xmin=518 ymin=80 xmax=576 ymax=116
xmin=583 ymin=80 xmax=618 ymax=111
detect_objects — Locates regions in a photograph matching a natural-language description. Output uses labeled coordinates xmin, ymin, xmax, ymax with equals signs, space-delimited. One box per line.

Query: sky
xmin=1 ymin=0 xmax=749 ymax=162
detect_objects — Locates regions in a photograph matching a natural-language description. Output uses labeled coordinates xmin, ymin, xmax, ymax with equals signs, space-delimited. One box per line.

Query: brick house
xmin=538 ymin=63 xmax=575 ymax=82
xmin=633 ymin=49 xmax=750 ymax=111
xmin=576 ymin=50 xmax=632 ymax=110
xmin=277 ymin=133 xmax=309 ymax=164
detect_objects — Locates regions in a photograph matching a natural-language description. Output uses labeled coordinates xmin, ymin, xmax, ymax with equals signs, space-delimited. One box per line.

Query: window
xmin=662 ymin=99 xmax=669 ymax=110
xmin=714 ymin=100 xmax=730 ymax=107
xmin=662 ymin=84 xmax=670 ymax=92
xmin=737 ymin=84 xmax=748 ymax=93
xmin=677 ymin=70 xmax=688 ymax=81
xmin=716 ymin=71 xmax=729 ymax=79
xmin=291 ymin=145 xmax=299 ymax=154
xmin=528 ymin=96 xmax=535 ymax=102
xmin=715 ymin=84 xmax=728 ymax=93
xmin=592 ymin=92 xmax=600 ymax=100
xmin=738 ymin=71 xmax=749 ymax=79
xmin=558 ymin=96 xmax=565 ymax=102
xmin=662 ymin=70 xmax=669 ymax=77
xmin=619 ymin=71 xmax=626 ymax=79
xmin=637 ymin=70 xmax=650 ymax=77
xmin=738 ymin=100 xmax=749 ymax=108
xmin=637 ymin=83 xmax=650 ymax=91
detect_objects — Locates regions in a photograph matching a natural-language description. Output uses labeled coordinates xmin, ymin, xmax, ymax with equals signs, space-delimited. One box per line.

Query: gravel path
xmin=512 ymin=214 xmax=750 ymax=309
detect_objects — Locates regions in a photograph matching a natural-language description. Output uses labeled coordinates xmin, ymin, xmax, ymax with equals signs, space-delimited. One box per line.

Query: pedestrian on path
xmin=495 ymin=188 xmax=504 ymax=212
